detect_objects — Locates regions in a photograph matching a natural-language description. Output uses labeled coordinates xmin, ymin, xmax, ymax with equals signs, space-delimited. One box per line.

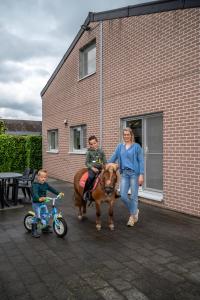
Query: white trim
xmin=78 ymin=71 xmax=96 ymax=81
xmin=46 ymin=150 xmax=59 ymax=154
xmin=138 ymin=189 xmax=163 ymax=202
xmin=68 ymin=150 xmax=87 ymax=155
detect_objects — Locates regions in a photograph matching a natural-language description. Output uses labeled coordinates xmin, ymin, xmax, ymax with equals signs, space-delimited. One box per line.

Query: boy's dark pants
xmin=83 ymin=169 xmax=96 ymax=195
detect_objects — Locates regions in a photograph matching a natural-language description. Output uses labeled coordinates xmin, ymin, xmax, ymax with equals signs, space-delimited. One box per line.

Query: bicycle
xmin=24 ymin=194 xmax=68 ymax=238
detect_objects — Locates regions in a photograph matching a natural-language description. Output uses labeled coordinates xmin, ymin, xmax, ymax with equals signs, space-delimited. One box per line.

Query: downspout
xmin=99 ymin=21 xmax=103 ymax=147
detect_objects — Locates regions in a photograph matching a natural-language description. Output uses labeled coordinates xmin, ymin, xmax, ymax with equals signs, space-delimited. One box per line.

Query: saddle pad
xmin=79 ymin=172 xmax=88 ymax=188
xmin=79 ymin=172 xmax=99 ymax=191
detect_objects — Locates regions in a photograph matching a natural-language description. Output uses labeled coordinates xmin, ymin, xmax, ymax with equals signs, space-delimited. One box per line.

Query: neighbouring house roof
xmin=2 ymin=119 xmax=42 ymax=135
xmin=41 ymin=0 xmax=200 ymax=97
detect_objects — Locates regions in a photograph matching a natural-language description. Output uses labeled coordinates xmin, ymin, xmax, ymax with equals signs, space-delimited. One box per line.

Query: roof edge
xmin=41 ymin=0 xmax=200 ymax=97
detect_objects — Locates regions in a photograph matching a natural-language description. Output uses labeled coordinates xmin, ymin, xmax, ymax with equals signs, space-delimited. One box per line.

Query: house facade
xmin=41 ymin=0 xmax=200 ymax=217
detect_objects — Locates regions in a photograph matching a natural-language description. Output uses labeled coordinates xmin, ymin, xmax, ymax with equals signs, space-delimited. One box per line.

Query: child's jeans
xmin=32 ymin=202 xmax=48 ymax=224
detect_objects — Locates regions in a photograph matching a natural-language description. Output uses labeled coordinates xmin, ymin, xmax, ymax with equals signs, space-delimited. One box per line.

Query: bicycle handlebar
xmin=44 ymin=194 xmax=64 ymax=203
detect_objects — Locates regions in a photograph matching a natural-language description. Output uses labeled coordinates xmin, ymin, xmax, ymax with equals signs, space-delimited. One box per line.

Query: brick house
xmin=41 ymin=0 xmax=200 ymax=217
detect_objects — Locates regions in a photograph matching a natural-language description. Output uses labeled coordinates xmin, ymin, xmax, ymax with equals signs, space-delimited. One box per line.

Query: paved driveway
xmin=0 ymin=178 xmax=200 ymax=300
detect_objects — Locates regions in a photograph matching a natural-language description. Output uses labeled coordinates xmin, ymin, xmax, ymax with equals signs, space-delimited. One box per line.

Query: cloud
xmin=0 ymin=61 xmax=49 ymax=83
xmin=0 ymin=0 xmax=156 ymax=120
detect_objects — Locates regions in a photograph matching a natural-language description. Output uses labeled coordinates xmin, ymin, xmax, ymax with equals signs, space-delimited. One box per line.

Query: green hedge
xmin=0 ymin=134 xmax=42 ymax=172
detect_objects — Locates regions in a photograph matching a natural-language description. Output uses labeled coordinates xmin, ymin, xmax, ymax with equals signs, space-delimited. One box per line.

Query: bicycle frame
xmin=29 ymin=195 xmax=63 ymax=227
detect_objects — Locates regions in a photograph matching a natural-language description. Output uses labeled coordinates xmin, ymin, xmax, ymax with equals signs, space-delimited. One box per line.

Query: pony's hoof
xmin=78 ymin=215 xmax=83 ymax=221
xmin=96 ymin=224 xmax=101 ymax=231
xmin=109 ymin=224 xmax=114 ymax=231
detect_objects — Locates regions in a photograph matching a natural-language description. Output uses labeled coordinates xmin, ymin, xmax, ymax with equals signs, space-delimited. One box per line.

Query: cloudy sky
xmin=0 ymin=0 xmax=156 ymax=120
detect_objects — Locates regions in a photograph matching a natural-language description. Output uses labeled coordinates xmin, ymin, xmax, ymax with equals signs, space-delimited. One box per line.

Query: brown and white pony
xmin=74 ymin=163 xmax=118 ymax=230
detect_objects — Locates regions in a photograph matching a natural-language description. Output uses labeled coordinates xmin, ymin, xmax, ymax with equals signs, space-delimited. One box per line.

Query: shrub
xmin=0 ymin=134 xmax=42 ymax=172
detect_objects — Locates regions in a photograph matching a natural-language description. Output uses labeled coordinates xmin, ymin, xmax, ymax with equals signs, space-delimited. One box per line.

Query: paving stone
xmin=108 ymin=277 xmax=132 ymax=291
xmin=122 ymin=287 xmax=150 ymax=300
xmin=98 ymin=286 xmax=125 ymax=300
xmin=160 ymin=270 xmax=185 ymax=284
xmin=153 ymin=248 xmax=173 ymax=257
xmin=185 ymin=271 xmax=200 ymax=284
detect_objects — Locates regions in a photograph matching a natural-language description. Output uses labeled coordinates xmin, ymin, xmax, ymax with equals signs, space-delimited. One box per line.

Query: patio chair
xmin=6 ymin=167 xmax=32 ymax=200
xmin=18 ymin=169 xmax=38 ymax=201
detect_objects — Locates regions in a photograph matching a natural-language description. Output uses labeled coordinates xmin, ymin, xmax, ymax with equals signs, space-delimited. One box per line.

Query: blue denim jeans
xmin=120 ymin=169 xmax=139 ymax=215
xmin=32 ymin=202 xmax=48 ymax=224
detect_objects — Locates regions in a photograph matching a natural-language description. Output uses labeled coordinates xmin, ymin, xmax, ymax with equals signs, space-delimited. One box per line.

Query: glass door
xmin=124 ymin=114 xmax=163 ymax=193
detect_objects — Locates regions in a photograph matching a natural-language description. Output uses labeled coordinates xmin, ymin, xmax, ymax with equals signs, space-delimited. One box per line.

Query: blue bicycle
xmin=24 ymin=194 xmax=68 ymax=238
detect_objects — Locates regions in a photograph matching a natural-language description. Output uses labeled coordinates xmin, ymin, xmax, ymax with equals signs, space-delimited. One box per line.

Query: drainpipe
xmin=99 ymin=21 xmax=103 ymax=148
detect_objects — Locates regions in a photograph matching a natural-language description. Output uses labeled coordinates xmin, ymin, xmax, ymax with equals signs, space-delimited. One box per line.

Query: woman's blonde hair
xmin=123 ymin=127 xmax=135 ymax=143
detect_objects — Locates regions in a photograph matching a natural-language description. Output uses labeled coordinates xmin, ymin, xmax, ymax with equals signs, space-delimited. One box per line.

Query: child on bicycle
xmin=83 ymin=135 xmax=107 ymax=202
xmin=31 ymin=169 xmax=64 ymax=238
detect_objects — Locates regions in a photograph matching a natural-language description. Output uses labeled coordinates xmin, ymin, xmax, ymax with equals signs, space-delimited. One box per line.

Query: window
xmin=70 ymin=125 xmax=87 ymax=152
xmin=47 ymin=129 xmax=58 ymax=152
xmin=79 ymin=40 xmax=96 ymax=79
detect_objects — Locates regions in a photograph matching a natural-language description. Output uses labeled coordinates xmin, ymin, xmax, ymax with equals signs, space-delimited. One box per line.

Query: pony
xmin=74 ymin=163 xmax=119 ymax=230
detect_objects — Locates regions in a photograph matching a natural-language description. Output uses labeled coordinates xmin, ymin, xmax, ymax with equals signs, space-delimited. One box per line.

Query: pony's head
xmin=101 ymin=163 xmax=119 ymax=196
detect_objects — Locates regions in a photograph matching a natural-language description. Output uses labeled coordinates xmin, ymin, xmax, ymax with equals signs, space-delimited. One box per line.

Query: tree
xmin=0 ymin=120 xmax=7 ymax=134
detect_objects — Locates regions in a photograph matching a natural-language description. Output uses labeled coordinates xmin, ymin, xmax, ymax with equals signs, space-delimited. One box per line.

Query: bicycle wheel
xmin=24 ymin=213 xmax=34 ymax=232
xmin=53 ymin=217 xmax=68 ymax=238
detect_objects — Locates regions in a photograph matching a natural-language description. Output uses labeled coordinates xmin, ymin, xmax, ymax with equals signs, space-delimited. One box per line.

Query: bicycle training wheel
xmin=53 ymin=217 xmax=68 ymax=238
xmin=24 ymin=213 xmax=33 ymax=232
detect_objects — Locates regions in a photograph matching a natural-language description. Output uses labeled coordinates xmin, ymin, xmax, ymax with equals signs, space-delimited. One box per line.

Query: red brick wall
xmin=42 ymin=8 xmax=200 ymax=216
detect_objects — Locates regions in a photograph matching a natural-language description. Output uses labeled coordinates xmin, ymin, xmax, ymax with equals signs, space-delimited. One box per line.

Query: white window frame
xmin=47 ymin=129 xmax=58 ymax=153
xmin=79 ymin=40 xmax=96 ymax=79
xmin=70 ymin=125 xmax=87 ymax=154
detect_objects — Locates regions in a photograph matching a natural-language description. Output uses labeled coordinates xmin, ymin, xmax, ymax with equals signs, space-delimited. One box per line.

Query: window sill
xmin=68 ymin=150 xmax=87 ymax=155
xmin=46 ymin=150 xmax=59 ymax=154
xmin=138 ymin=189 xmax=163 ymax=202
xmin=79 ymin=71 xmax=96 ymax=81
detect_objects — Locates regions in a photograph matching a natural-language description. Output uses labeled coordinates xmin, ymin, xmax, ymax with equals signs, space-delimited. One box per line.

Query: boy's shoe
xmin=42 ymin=225 xmax=53 ymax=233
xmin=83 ymin=191 xmax=90 ymax=202
xmin=127 ymin=216 xmax=135 ymax=227
xmin=31 ymin=223 xmax=40 ymax=238
xmin=133 ymin=209 xmax=139 ymax=223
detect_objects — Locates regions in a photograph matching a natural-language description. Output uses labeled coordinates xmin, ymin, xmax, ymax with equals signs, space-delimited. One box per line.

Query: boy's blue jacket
xmin=32 ymin=182 xmax=59 ymax=203
xmin=108 ymin=143 xmax=144 ymax=175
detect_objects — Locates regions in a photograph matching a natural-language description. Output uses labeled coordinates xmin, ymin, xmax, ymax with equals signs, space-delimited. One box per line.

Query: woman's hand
xmin=138 ymin=175 xmax=144 ymax=186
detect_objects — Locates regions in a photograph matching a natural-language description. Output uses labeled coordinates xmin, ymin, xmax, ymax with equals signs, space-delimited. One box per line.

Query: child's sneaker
xmin=127 ymin=216 xmax=134 ymax=227
xmin=31 ymin=223 xmax=40 ymax=238
xmin=83 ymin=191 xmax=90 ymax=202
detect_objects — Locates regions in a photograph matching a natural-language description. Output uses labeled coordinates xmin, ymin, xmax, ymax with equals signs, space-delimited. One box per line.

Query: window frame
xmin=70 ymin=125 xmax=87 ymax=154
xmin=47 ymin=129 xmax=58 ymax=153
xmin=79 ymin=39 xmax=96 ymax=79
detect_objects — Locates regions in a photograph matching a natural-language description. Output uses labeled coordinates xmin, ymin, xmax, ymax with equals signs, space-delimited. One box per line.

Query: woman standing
xmin=108 ymin=128 xmax=144 ymax=226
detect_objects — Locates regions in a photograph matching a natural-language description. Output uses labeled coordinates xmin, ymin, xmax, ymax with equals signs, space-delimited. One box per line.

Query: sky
xmin=0 ymin=0 xmax=156 ymax=121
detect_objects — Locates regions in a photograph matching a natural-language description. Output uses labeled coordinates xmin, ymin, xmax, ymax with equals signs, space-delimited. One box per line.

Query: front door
xmin=124 ymin=113 xmax=163 ymax=193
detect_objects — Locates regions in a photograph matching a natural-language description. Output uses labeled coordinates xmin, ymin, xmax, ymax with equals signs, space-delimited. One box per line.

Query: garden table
xmin=0 ymin=172 xmax=22 ymax=208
